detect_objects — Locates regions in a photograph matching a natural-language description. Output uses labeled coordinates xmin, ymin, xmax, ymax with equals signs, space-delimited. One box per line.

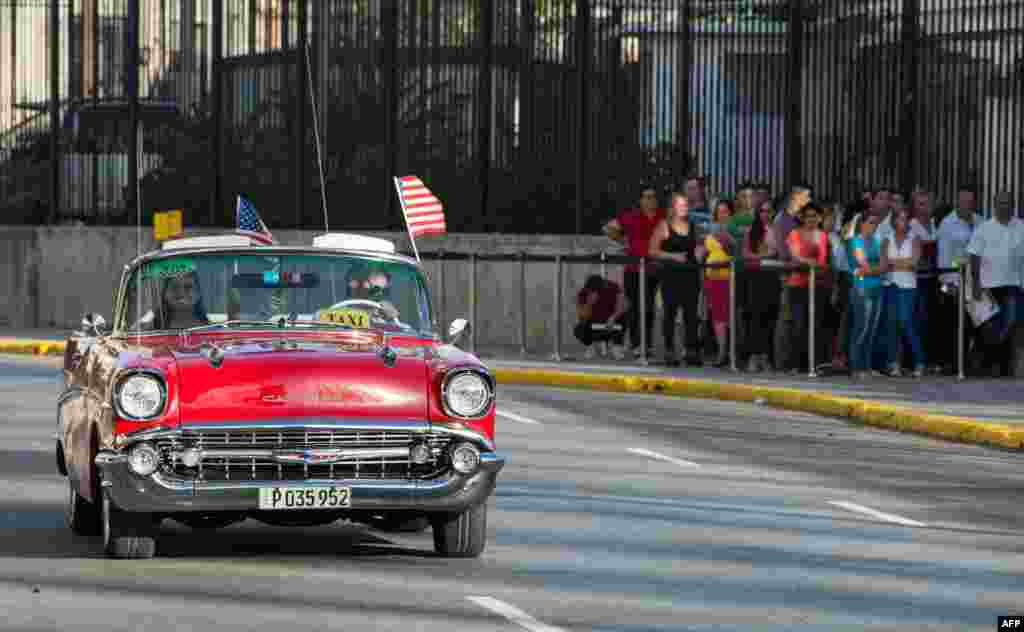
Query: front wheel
xmin=431 ymin=503 xmax=488 ymax=558
xmin=102 ymin=492 xmax=157 ymax=559
xmin=65 ymin=476 xmax=102 ymax=536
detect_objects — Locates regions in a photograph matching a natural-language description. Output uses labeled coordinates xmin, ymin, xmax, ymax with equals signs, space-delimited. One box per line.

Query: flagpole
xmin=394 ymin=177 xmax=421 ymax=263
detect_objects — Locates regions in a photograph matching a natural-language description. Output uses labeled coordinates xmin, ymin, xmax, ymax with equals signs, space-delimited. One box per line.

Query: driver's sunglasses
xmin=366 ymin=284 xmax=390 ymax=300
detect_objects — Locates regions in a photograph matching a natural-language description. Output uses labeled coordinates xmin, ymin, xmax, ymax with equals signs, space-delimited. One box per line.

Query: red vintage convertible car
xmin=57 ymin=233 xmax=503 ymax=558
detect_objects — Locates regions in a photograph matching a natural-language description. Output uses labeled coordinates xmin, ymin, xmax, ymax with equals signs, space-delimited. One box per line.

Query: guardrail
xmin=417 ymin=251 xmax=968 ymax=381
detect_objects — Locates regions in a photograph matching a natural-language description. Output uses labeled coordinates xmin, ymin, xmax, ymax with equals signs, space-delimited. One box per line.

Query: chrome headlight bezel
xmin=441 ymin=369 xmax=494 ymax=420
xmin=113 ymin=370 xmax=167 ymax=421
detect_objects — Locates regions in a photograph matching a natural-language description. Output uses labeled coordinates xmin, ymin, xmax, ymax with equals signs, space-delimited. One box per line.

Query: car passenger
xmin=157 ymin=272 xmax=209 ymax=330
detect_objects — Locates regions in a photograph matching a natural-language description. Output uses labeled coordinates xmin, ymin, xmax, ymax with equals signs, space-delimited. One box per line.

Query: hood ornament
xmin=379 ymin=337 xmax=397 ymax=368
xmin=200 ymin=343 xmax=225 ymax=368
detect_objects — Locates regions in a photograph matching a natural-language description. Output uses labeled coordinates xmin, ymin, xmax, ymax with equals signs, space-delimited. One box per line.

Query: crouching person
xmin=576 ymin=274 xmax=629 ymax=360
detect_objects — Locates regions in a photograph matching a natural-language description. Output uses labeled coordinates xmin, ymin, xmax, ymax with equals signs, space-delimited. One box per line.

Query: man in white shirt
xmin=966 ymin=190 xmax=1023 ymax=376
xmin=933 ymin=187 xmax=980 ymax=373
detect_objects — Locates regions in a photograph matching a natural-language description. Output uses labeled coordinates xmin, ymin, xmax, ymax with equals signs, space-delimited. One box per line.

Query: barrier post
xmin=728 ymin=259 xmax=737 ymax=372
xmin=552 ymin=255 xmax=562 ymax=362
xmin=600 ymin=250 xmax=608 ymax=281
xmin=808 ymin=265 xmax=818 ymax=378
xmin=519 ymin=251 xmax=528 ymax=357
xmin=957 ymin=261 xmax=966 ymax=381
xmin=469 ymin=252 xmax=478 ymax=354
xmin=438 ymin=250 xmax=446 ymax=330
xmin=639 ymin=256 xmax=648 ymax=365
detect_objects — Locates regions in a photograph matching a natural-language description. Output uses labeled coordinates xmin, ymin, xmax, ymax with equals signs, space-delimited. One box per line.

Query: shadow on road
xmin=0 ymin=499 xmax=441 ymax=560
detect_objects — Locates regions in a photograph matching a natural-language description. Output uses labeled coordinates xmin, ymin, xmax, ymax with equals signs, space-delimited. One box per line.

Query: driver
xmin=156 ymin=271 xmax=209 ymax=329
xmin=366 ymin=269 xmax=400 ymax=320
xmin=346 ymin=265 xmax=371 ymax=300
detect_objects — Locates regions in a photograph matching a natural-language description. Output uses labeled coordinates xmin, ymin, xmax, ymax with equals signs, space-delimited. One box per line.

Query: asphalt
xmin=0 ymin=354 xmax=1021 ymax=631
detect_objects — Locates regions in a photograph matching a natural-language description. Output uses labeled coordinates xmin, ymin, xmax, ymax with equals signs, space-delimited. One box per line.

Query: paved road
xmin=0 ymin=354 xmax=1021 ymax=631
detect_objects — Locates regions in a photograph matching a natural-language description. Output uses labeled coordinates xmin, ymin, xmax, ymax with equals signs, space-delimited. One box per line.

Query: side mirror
xmin=79 ymin=313 xmax=108 ymax=337
xmin=447 ymin=318 xmax=470 ymax=346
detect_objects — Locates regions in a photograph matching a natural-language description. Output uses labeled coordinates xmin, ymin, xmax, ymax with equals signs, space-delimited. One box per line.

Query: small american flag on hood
xmin=396 ymin=176 xmax=446 ymax=237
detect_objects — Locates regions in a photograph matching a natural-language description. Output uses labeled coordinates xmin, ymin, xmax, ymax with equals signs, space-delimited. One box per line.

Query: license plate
xmin=258 ymin=486 xmax=351 ymax=510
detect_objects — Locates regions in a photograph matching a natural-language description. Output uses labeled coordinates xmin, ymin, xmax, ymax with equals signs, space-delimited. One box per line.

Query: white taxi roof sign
xmin=162 ymin=235 xmax=253 ymax=250
xmin=312 ymin=233 xmax=396 ymax=253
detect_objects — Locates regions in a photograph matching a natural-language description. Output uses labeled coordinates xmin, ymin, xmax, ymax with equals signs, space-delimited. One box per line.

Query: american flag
xmin=396 ymin=176 xmax=446 ymax=237
xmin=235 ymin=194 xmax=276 ymax=245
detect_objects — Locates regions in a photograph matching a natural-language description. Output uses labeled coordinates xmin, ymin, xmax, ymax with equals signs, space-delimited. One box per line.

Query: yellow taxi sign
xmin=316 ymin=308 xmax=369 ymax=328
xmin=154 ymin=210 xmax=184 ymax=241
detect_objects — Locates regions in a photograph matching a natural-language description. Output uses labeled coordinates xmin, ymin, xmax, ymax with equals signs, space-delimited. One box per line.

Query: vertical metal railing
xmin=520 ymin=251 xmax=528 ymax=357
xmin=552 ymin=255 xmax=562 ymax=362
xmin=469 ymin=253 xmax=477 ymax=354
xmin=438 ymin=251 xmax=446 ymax=332
xmin=728 ymin=260 xmax=737 ymax=372
xmin=957 ymin=261 xmax=966 ymax=381
xmin=808 ymin=266 xmax=818 ymax=378
xmin=639 ymin=257 xmax=648 ymax=365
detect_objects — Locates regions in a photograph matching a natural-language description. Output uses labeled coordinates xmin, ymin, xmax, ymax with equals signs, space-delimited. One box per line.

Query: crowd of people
xmin=575 ymin=178 xmax=1023 ymax=379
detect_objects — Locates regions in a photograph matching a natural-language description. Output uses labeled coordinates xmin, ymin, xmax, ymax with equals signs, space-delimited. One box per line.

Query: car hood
xmin=169 ymin=340 xmax=429 ymax=424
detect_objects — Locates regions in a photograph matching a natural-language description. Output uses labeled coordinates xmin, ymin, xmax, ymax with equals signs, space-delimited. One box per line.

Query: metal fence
xmin=420 ymin=250 xmax=969 ymax=380
xmin=1 ymin=1 xmax=1022 ymax=230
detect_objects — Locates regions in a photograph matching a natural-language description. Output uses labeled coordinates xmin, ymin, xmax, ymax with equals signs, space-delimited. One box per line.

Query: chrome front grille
xmin=155 ymin=428 xmax=453 ymax=482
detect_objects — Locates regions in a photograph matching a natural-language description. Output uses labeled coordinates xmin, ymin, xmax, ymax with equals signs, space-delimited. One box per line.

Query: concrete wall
xmin=0 ymin=226 xmax=644 ymax=355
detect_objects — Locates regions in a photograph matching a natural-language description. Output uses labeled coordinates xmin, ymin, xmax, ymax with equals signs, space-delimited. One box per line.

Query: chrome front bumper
xmin=95 ymin=451 xmax=505 ymax=514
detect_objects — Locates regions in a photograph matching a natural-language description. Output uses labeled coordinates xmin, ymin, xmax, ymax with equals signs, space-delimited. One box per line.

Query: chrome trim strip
xmin=117 ymin=419 xmax=495 ymax=452
xmin=178 ymin=447 xmax=412 ymax=462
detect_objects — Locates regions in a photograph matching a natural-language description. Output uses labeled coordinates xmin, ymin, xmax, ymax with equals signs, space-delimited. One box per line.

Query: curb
xmin=493 ymin=368 xmax=1024 ymax=451
xmin=0 ymin=339 xmax=66 ymax=356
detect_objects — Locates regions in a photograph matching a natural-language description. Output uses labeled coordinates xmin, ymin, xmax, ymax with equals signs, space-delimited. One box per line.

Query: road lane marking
xmin=467 ymin=596 xmax=566 ymax=632
xmin=497 ymin=410 xmax=543 ymax=425
xmin=828 ymin=501 xmax=927 ymax=527
xmin=628 ymin=447 xmax=700 ymax=468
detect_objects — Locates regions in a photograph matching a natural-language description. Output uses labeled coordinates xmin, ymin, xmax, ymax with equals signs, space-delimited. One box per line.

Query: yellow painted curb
xmin=494 ymin=367 xmax=1024 ymax=451
xmin=0 ymin=339 xmax=67 ymax=356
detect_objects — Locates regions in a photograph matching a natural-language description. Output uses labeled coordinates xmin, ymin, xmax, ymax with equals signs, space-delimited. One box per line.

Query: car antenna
xmin=304 ymin=37 xmax=329 ymax=235
xmin=135 ymin=116 xmax=142 ymax=347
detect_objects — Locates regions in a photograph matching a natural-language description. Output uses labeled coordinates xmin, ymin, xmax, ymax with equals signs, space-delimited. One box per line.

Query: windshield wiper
xmin=183 ymin=320 xmax=282 ymax=334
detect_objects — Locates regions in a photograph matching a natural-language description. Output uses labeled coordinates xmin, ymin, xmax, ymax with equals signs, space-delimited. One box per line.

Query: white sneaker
xmin=582 ymin=346 xmax=597 ymax=360
xmin=610 ymin=345 xmax=626 ymax=360
xmin=598 ymin=341 xmax=609 ymax=357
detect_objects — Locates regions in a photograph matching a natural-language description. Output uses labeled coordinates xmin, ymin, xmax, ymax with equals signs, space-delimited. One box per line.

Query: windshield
xmin=118 ymin=252 xmax=434 ymax=335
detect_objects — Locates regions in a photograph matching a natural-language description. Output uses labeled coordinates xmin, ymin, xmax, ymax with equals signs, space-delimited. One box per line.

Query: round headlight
xmin=117 ymin=373 xmax=165 ymax=419
xmin=128 ymin=443 xmax=160 ymax=476
xmin=451 ymin=443 xmax=481 ymax=474
xmin=443 ymin=372 xmax=491 ymax=418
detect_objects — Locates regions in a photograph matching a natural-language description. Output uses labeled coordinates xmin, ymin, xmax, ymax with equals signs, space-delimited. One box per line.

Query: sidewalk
xmin=3 ymin=330 xmax=1022 ymax=449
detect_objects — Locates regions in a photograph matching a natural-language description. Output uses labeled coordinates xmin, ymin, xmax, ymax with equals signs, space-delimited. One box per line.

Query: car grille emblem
xmin=273 ymin=448 xmax=345 ymax=466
